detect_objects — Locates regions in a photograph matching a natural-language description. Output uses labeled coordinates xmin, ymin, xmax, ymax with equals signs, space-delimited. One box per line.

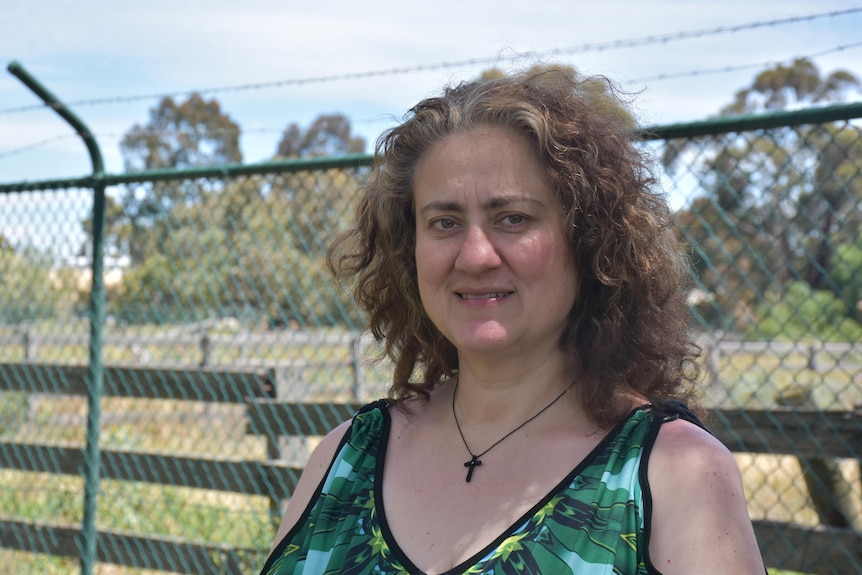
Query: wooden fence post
xmin=778 ymin=384 xmax=861 ymax=533
xmin=350 ymin=333 xmax=365 ymax=402
xmin=21 ymin=327 xmax=37 ymax=361
xmin=261 ymin=367 xmax=284 ymax=529
xmin=699 ymin=331 xmax=727 ymax=406
xmin=199 ymin=331 xmax=211 ymax=367
xmin=261 ymin=366 xmax=311 ymax=529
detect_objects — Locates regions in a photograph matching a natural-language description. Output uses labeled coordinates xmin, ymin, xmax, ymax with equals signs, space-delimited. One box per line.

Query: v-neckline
xmin=372 ymin=403 xmax=641 ymax=575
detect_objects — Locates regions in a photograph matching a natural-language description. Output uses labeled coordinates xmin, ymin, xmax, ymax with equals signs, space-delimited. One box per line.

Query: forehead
xmin=412 ymin=126 xmax=552 ymax=206
xmin=420 ymin=125 xmax=535 ymax=165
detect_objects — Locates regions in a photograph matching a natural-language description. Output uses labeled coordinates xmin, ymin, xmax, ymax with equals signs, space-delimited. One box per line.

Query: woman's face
xmin=413 ymin=125 xmax=579 ymax=361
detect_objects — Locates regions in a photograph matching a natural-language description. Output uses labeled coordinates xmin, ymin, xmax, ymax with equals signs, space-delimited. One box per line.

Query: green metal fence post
xmin=7 ymin=61 xmax=107 ymax=575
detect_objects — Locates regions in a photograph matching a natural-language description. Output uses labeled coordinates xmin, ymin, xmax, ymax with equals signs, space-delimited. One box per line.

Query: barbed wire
xmin=627 ymin=40 xmax=862 ymax=83
xmin=2 ymin=40 xmax=861 ymax=162
xmin=0 ymin=134 xmax=81 ymax=160
xmin=2 ymin=9 xmax=861 ymax=162
xmin=4 ymin=36 xmax=861 ymax=162
xmin=0 ymin=128 xmax=283 ymax=160
xmin=1 ymin=6 xmax=860 ymax=116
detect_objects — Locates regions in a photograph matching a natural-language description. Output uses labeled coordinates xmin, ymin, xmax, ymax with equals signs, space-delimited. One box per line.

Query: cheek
xmin=527 ymin=235 xmax=579 ymax=303
xmin=521 ymin=230 xmax=573 ymax=271
xmin=415 ymin=241 xmax=445 ymax=300
xmin=415 ymin=240 xmax=433 ymax=281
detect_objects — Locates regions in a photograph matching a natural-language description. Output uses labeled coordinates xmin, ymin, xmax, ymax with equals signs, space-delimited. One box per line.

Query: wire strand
xmin=1 ymin=6 xmax=860 ymax=116
xmin=627 ymin=40 xmax=862 ymax=84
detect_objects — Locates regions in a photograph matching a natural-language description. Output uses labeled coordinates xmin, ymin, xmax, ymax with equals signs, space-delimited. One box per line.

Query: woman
xmin=259 ymin=72 xmax=766 ymax=574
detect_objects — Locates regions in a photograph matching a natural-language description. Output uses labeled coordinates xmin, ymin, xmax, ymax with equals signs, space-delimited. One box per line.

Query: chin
xmin=452 ymin=333 xmax=515 ymax=355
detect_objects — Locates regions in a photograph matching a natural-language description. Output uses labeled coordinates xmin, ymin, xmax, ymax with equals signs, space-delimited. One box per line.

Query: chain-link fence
xmin=1 ymin=68 xmax=861 ymax=573
xmin=641 ymin=105 xmax=862 ymax=574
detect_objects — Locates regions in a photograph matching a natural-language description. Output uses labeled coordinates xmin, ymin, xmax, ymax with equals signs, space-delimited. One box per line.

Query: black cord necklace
xmin=452 ymin=378 xmax=574 ymax=483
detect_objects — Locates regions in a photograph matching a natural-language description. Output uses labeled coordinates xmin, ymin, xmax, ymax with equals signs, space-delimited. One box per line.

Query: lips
xmin=458 ymin=291 xmax=513 ymax=300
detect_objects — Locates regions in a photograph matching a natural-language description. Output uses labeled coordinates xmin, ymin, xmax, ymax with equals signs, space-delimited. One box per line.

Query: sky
xmin=1 ymin=0 xmax=862 ymax=184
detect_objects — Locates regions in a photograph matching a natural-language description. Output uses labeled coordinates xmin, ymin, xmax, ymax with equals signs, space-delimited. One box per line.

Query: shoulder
xmin=646 ymin=417 xmax=765 ymax=574
xmin=267 ymin=417 xmax=354 ymax=554
xmin=649 ymin=414 xmax=727 ymax=469
xmin=302 ymin=400 xmax=389 ymax=476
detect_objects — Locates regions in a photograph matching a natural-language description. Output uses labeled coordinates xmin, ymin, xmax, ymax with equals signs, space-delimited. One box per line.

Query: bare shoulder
xmin=650 ymin=415 xmax=733 ymax=471
xmin=647 ymin=417 xmax=765 ymax=574
xmin=268 ymin=419 xmax=353 ymax=553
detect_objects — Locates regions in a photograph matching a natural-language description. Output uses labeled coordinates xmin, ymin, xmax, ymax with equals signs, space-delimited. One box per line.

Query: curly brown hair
xmin=328 ymin=71 xmax=702 ymax=425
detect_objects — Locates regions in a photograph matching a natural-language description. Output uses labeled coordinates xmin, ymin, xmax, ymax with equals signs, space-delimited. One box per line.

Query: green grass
xmin=0 ymin=469 xmax=273 ymax=574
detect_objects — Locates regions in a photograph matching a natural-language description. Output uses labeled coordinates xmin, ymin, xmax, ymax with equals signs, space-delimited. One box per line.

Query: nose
xmin=455 ymin=225 xmax=502 ymax=272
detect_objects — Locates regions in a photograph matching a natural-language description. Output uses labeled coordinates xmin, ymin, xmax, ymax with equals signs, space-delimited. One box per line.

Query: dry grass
xmin=2 ymin=329 xmax=860 ymax=573
xmin=740 ymin=453 xmax=855 ymax=524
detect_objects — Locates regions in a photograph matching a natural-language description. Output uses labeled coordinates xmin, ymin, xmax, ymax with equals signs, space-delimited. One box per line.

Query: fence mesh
xmin=1 ymin=106 xmax=861 ymax=574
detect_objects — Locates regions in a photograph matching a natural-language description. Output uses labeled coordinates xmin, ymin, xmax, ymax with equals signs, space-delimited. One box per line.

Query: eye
xmin=501 ymin=214 xmax=526 ymax=226
xmin=430 ymin=217 xmax=458 ymax=231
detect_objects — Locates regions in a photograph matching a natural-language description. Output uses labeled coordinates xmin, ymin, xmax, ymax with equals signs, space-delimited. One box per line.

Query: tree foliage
xmin=0 ymin=245 xmax=78 ymax=323
xmin=101 ymin=93 xmax=245 ymax=267
xmin=109 ymin=99 xmax=366 ymax=327
xmin=826 ymin=235 xmax=862 ymax=321
xmin=669 ymin=59 xmax=862 ymax=338
xmin=276 ymin=114 xmax=365 ymax=158
xmin=110 ymin=175 xmax=363 ymax=327
xmin=121 ymin=93 xmax=242 ymax=171
xmin=722 ymin=58 xmax=861 ymax=115
xmin=750 ymin=281 xmax=862 ymax=341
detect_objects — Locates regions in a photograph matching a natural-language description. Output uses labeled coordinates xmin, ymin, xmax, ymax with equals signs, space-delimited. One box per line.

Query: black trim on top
xmin=640 ymin=402 xmax=766 ymax=574
xmin=257 ymin=401 xmax=383 ymax=575
xmin=638 ymin=409 xmax=667 ymax=575
xmin=639 ymin=401 xmax=713 ymax=575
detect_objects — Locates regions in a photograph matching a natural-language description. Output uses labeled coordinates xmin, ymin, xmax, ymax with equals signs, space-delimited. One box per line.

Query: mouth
xmin=457 ymin=291 xmax=513 ymax=300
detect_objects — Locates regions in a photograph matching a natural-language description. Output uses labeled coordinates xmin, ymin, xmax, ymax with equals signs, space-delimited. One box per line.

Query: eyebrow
xmin=417 ymin=195 xmax=546 ymax=216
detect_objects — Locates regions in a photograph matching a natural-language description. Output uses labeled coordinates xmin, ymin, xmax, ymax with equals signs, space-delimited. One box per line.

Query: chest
xmin=272 ymin=407 xmax=656 ymax=575
xmin=379 ymin=420 xmax=612 ymax=574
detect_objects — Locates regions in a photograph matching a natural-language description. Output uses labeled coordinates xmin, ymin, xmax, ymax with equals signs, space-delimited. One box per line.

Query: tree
xmin=272 ymin=114 xmax=368 ymax=257
xmin=106 ymin=94 xmax=243 ymax=265
xmin=797 ymin=124 xmax=862 ymax=291
xmin=121 ymin=93 xmax=242 ymax=171
xmin=0 ymin=246 xmax=76 ymax=323
xmin=666 ymin=59 xmax=862 ymax=336
xmin=722 ymin=58 xmax=860 ymax=115
xmin=825 ymin=235 xmax=862 ymax=322
xmin=276 ymin=113 xmax=365 ymax=158
xmin=110 ymin=175 xmax=363 ymax=327
xmin=108 ymin=110 xmax=369 ymax=327
xmin=750 ymin=281 xmax=862 ymax=342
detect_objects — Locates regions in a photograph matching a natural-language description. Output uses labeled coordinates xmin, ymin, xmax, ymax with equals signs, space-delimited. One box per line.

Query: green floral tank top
xmin=260 ymin=400 xmax=667 ymax=575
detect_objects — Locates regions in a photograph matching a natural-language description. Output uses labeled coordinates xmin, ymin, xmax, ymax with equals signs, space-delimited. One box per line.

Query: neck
xmin=452 ymin=353 xmax=575 ymax=425
xmin=451 ymin=371 xmax=581 ymax=435
xmin=450 ymin=373 xmax=579 ymax=483
xmin=456 ymin=339 xmax=564 ymax=383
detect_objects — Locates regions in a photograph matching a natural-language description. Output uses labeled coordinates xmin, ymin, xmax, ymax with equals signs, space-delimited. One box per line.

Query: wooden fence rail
xmin=0 ymin=328 xmax=364 ymax=368
xmin=2 ymin=327 xmax=860 ymax=375
xmin=1 ymin=361 xmax=860 ymax=574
